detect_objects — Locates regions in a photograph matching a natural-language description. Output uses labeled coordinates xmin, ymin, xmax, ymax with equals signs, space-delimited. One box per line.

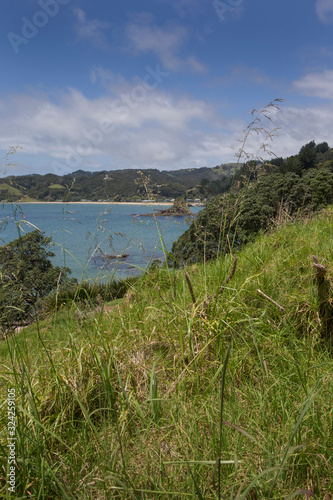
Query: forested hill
xmin=1 ymin=140 xmax=332 ymax=203
xmin=0 ymin=163 xmax=239 ymax=203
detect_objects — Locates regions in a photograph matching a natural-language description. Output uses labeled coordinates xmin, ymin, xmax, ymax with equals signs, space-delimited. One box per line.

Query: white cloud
xmin=90 ymin=67 xmax=130 ymax=94
xmin=73 ymin=8 xmax=111 ymax=49
xmin=316 ymin=0 xmax=333 ymax=24
xmin=125 ymin=14 xmax=206 ymax=72
xmin=261 ymin=104 xmax=333 ymax=158
xmin=293 ymin=70 xmax=333 ymax=99
xmin=0 ymin=83 xmax=221 ymax=174
xmin=2 ymin=81 xmax=333 ymax=177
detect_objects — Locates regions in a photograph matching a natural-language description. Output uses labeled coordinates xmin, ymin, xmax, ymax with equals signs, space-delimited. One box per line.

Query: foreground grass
xmin=1 ymin=209 xmax=333 ymax=498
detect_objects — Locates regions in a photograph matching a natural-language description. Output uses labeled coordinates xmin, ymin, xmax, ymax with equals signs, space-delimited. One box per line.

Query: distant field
xmin=49 ymin=183 xmax=66 ymax=189
xmin=0 ymin=182 xmax=22 ymax=195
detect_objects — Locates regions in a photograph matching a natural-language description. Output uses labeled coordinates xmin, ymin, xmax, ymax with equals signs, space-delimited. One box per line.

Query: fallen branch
xmin=257 ymin=289 xmax=286 ymax=312
xmin=311 ymin=255 xmax=328 ymax=277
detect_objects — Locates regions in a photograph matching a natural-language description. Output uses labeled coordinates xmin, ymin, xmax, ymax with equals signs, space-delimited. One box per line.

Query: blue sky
xmin=1 ymin=0 xmax=333 ymax=176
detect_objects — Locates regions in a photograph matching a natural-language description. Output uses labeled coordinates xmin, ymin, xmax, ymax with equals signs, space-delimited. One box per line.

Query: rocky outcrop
xmin=141 ymin=201 xmax=193 ymax=217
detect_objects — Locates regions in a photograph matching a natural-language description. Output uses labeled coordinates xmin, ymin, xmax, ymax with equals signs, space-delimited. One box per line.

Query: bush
xmin=170 ymin=167 xmax=333 ymax=266
xmin=0 ymin=230 xmax=71 ymax=329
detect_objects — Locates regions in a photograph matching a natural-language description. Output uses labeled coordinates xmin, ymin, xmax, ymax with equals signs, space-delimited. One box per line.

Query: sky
xmin=1 ymin=0 xmax=333 ymax=176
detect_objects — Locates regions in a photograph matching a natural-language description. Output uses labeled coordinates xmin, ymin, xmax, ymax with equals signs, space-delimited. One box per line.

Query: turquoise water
xmin=0 ymin=203 xmax=200 ymax=281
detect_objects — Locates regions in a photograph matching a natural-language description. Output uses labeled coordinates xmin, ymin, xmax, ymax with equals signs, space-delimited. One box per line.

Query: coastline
xmin=15 ymin=201 xmax=172 ymax=206
xmin=14 ymin=201 xmax=205 ymax=206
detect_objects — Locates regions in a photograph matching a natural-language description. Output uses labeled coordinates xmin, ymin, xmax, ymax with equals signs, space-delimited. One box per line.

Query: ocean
xmin=0 ymin=203 xmax=201 ymax=281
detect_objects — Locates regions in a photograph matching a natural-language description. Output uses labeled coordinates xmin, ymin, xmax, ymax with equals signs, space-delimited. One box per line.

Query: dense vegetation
xmin=171 ymin=141 xmax=333 ymax=265
xmin=0 ymin=230 xmax=139 ymax=332
xmin=0 ymin=164 xmax=239 ymax=203
xmin=0 ymin=230 xmax=72 ymax=329
xmin=0 ymin=209 xmax=332 ymax=498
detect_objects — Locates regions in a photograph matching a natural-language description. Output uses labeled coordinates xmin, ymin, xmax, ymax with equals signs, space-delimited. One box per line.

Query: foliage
xmin=1 ymin=165 xmax=238 ymax=203
xmin=171 ymin=143 xmax=333 ymax=265
xmin=0 ymin=230 xmax=71 ymax=328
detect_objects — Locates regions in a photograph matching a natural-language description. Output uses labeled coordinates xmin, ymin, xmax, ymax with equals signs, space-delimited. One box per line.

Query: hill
xmin=1 ymin=209 xmax=332 ymax=498
xmin=1 ymin=140 xmax=332 ymax=203
xmin=0 ymin=163 xmax=239 ymax=203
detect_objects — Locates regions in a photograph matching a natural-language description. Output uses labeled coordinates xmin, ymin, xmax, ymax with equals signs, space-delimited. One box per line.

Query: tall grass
xmin=1 ymin=125 xmax=332 ymax=498
xmin=1 ymin=208 xmax=333 ymax=498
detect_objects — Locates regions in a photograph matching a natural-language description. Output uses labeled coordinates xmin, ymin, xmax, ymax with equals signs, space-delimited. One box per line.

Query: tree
xmin=279 ymin=155 xmax=302 ymax=175
xmin=299 ymin=141 xmax=316 ymax=154
xmin=170 ymin=167 xmax=333 ymax=266
xmin=299 ymin=147 xmax=316 ymax=171
xmin=0 ymin=230 xmax=72 ymax=329
xmin=315 ymin=142 xmax=329 ymax=154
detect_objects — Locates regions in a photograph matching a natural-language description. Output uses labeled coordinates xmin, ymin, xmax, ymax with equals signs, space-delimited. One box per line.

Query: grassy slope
xmin=0 ymin=183 xmax=22 ymax=195
xmin=1 ymin=210 xmax=333 ymax=498
xmin=49 ymin=184 xmax=66 ymax=190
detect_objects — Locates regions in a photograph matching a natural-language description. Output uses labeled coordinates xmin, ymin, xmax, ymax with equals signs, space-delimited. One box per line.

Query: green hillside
xmin=0 ymin=182 xmax=23 ymax=201
xmin=2 ymin=163 xmax=239 ymax=202
xmin=2 ymin=140 xmax=333 ymax=203
xmin=49 ymin=183 xmax=66 ymax=190
xmin=1 ymin=209 xmax=332 ymax=498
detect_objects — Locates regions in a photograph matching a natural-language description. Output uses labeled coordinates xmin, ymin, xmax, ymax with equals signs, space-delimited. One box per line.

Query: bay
xmin=0 ymin=203 xmax=201 ymax=281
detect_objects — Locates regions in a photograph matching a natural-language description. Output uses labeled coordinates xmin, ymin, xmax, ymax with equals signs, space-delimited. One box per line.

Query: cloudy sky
xmin=1 ymin=0 xmax=333 ymax=176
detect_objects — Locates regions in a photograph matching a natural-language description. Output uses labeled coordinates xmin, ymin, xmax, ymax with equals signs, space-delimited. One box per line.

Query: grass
xmin=1 ymin=208 xmax=333 ymax=498
xmin=49 ymin=184 xmax=66 ymax=190
xmin=0 ymin=184 xmax=22 ymax=195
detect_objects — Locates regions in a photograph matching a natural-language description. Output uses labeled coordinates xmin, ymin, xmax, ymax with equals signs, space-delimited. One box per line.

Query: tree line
xmin=170 ymin=141 xmax=333 ymax=265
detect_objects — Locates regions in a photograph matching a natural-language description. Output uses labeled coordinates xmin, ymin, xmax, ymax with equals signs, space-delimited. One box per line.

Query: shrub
xmin=0 ymin=230 xmax=71 ymax=328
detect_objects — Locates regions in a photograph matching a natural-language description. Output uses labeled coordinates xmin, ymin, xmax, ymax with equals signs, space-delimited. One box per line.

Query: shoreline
xmin=12 ymin=201 xmax=205 ymax=206
xmin=13 ymin=201 xmax=173 ymax=206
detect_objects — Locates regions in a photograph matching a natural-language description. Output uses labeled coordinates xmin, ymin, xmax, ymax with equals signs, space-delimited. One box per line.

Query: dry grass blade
xmin=267 ymin=386 xmax=323 ymax=499
xmin=217 ymin=342 xmax=232 ymax=498
xmin=257 ymin=289 xmax=286 ymax=312
xmin=204 ymin=255 xmax=237 ymax=310
xmin=284 ymin=488 xmax=314 ymax=499
xmin=185 ymin=271 xmax=197 ymax=305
